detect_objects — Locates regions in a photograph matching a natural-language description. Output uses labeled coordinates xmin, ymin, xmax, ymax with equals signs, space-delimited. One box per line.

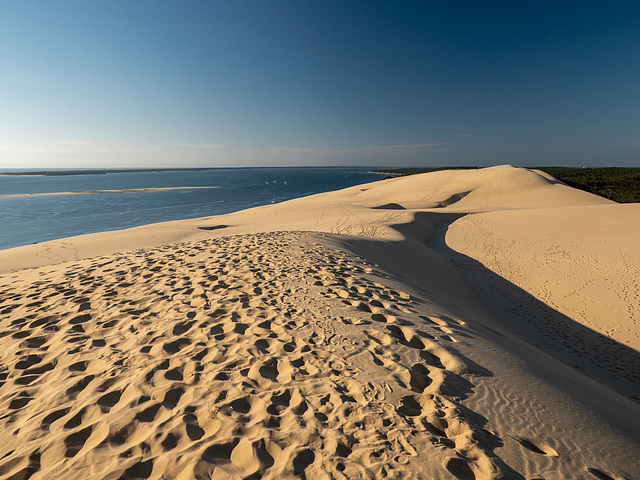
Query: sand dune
xmin=0 ymin=165 xmax=638 ymax=479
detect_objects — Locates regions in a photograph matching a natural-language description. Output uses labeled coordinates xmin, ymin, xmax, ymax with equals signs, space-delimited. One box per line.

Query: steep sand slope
xmin=446 ymin=203 xmax=640 ymax=351
xmin=0 ymin=165 xmax=637 ymax=479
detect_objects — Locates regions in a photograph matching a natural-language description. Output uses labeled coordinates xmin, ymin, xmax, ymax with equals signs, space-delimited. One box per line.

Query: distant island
xmin=0 ymin=167 xmax=220 ymax=176
xmin=374 ymin=166 xmax=640 ymax=203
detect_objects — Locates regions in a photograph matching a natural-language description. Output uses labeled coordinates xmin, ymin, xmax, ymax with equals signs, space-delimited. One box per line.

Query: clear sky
xmin=1 ymin=1 xmax=639 ymax=168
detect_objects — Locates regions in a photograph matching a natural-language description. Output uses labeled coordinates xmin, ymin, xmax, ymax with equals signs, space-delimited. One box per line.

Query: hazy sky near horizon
xmin=1 ymin=1 xmax=639 ymax=168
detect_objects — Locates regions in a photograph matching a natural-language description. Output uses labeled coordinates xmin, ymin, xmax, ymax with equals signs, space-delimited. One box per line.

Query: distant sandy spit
xmin=0 ymin=165 xmax=638 ymax=479
xmin=0 ymin=186 xmax=217 ymax=198
xmin=0 ymin=174 xmax=46 ymax=177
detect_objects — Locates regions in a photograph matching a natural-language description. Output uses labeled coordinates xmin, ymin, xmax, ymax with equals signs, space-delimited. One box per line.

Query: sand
xmin=0 ymin=165 xmax=638 ymax=479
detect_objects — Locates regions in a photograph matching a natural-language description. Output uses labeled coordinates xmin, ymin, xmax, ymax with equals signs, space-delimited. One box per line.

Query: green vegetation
xmin=533 ymin=167 xmax=640 ymax=204
xmin=373 ymin=166 xmax=640 ymax=203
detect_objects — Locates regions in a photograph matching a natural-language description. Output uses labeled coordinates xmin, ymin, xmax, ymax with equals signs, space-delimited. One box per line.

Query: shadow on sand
xmin=343 ymin=211 xmax=640 ymax=405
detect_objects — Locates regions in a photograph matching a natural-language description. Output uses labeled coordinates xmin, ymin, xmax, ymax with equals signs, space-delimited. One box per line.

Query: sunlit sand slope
xmin=446 ymin=203 xmax=640 ymax=352
xmin=1 ymin=233 xmax=502 ymax=479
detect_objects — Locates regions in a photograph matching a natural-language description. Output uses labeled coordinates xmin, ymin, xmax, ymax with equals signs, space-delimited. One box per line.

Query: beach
xmin=0 ymin=165 xmax=638 ymax=479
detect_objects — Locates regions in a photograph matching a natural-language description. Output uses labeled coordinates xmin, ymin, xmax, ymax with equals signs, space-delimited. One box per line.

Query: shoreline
xmin=0 ymin=165 xmax=637 ymax=479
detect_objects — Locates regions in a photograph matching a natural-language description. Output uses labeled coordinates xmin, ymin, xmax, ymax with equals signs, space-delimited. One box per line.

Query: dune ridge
xmin=0 ymin=165 xmax=638 ymax=479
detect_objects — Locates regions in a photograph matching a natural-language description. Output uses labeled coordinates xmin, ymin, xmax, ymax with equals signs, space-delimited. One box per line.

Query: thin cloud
xmin=176 ymin=144 xmax=225 ymax=150
xmin=52 ymin=140 xmax=89 ymax=145
xmin=362 ymin=143 xmax=451 ymax=151
xmin=266 ymin=146 xmax=322 ymax=155
xmin=266 ymin=143 xmax=451 ymax=155
xmin=0 ymin=145 xmax=43 ymax=154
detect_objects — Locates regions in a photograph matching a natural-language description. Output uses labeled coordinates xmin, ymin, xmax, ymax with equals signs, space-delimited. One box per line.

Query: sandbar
xmin=0 ymin=186 xmax=218 ymax=198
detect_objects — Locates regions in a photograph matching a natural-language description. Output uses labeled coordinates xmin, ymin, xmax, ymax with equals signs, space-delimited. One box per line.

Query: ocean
xmin=0 ymin=167 xmax=384 ymax=251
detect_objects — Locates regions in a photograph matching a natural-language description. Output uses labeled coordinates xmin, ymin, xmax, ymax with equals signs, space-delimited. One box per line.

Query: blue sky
xmin=1 ymin=1 xmax=639 ymax=168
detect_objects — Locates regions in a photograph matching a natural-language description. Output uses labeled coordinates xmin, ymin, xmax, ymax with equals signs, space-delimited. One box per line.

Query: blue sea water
xmin=0 ymin=167 xmax=384 ymax=251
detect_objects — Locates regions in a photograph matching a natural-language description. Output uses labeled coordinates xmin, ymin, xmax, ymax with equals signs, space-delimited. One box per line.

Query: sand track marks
xmin=0 ymin=231 xmax=610 ymax=479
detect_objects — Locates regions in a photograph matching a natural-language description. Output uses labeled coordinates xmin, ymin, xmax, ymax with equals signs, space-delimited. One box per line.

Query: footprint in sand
xmin=340 ymin=316 xmax=370 ymax=325
xmin=8 ymin=393 xmax=34 ymax=409
xmin=586 ymin=467 xmax=627 ymax=480
xmin=64 ymin=425 xmax=93 ymax=458
xmin=387 ymin=324 xmax=431 ymax=349
xmin=371 ymin=312 xmax=397 ymax=323
xmin=409 ymin=363 xmax=433 ymax=393
xmin=513 ymin=436 xmax=558 ymax=456
xmin=445 ymin=457 xmax=476 ymax=480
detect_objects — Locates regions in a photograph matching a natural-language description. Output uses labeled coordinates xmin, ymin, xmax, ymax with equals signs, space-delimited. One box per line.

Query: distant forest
xmin=374 ymin=167 xmax=640 ymax=203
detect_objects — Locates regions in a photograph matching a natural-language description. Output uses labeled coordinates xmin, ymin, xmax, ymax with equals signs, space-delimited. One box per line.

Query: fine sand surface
xmin=0 ymin=187 xmax=217 ymax=198
xmin=0 ymin=165 xmax=638 ymax=479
